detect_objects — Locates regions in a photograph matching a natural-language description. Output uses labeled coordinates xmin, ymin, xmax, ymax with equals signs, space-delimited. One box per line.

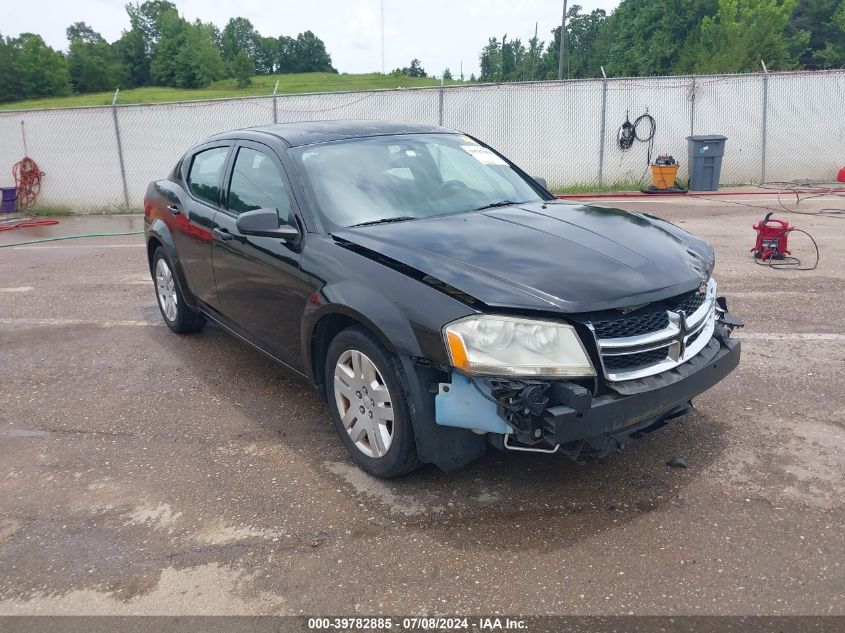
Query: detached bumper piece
xmin=487 ymin=332 xmax=740 ymax=460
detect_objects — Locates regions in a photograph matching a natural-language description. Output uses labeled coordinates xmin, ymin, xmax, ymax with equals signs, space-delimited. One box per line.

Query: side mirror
xmin=532 ymin=176 xmax=549 ymax=190
xmin=236 ymin=208 xmax=299 ymax=241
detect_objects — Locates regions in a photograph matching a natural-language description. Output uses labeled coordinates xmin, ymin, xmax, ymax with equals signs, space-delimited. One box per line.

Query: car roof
xmin=213 ymin=119 xmax=458 ymax=147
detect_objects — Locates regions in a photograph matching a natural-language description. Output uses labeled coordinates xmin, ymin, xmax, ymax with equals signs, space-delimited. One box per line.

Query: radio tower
xmin=380 ymin=0 xmax=385 ymax=74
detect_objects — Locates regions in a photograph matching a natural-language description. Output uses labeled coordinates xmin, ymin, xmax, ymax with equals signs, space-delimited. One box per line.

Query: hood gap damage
xmin=332 ymin=235 xmax=486 ymax=308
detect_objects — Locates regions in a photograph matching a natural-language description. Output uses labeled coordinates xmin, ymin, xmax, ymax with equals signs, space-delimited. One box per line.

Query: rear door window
xmin=187 ymin=147 xmax=228 ymax=206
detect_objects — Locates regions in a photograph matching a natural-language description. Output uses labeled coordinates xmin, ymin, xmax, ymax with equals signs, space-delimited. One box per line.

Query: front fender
xmin=301 ymin=280 xmax=424 ymax=379
xmin=301 ymin=279 xmax=487 ymax=471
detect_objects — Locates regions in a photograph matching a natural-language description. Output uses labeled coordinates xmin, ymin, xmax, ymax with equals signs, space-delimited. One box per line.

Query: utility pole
xmin=380 ymin=0 xmax=385 ymax=74
xmin=557 ymin=0 xmax=567 ymax=80
xmin=531 ymin=21 xmax=538 ymax=81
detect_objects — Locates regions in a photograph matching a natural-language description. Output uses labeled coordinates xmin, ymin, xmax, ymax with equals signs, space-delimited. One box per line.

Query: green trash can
xmin=686 ymin=135 xmax=727 ymax=191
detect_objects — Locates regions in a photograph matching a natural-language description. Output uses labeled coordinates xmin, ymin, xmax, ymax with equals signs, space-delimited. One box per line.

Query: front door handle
xmin=166 ymin=204 xmax=181 ymax=215
xmin=212 ymin=227 xmax=233 ymax=242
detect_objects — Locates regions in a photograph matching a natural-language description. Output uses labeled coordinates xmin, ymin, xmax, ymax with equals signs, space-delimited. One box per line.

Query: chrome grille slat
xmin=588 ymin=279 xmax=718 ymax=382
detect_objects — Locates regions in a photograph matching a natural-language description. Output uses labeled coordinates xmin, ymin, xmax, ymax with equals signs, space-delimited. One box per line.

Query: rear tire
xmin=152 ymin=247 xmax=206 ymax=334
xmin=325 ymin=326 xmax=420 ymax=478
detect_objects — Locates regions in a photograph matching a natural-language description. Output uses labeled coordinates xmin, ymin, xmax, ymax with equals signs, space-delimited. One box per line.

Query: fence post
xmin=272 ymin=80 xmax=279 ymax=124
xmin=760 ymin=62 xmax=769 ymax=184
xmin=597 ymin=68 xmax=608 ymax=187
xmin=689 ymin=75 xmax=696 ymax=136
xmin=438 ymin=77 xmax=445 ymax=126
xmin=110 ymin=89 xmax=130 ymax=209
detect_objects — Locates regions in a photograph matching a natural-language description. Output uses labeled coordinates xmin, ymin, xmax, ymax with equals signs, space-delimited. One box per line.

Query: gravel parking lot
xmin=0 ymin=194 xmax=843 ymax=616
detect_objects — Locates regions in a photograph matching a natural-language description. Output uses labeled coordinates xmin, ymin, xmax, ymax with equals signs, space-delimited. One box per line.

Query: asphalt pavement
xmin=0 ymin=194 xmax=843 ymax=615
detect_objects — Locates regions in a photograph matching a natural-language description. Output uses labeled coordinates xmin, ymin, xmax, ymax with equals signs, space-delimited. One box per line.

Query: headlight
xmin=443 ymin=315 xmax=595 ymax=377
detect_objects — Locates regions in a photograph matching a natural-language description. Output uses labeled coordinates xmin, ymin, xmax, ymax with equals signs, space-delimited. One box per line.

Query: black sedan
xmin=144 ymin=120 xmax=741 ymax=478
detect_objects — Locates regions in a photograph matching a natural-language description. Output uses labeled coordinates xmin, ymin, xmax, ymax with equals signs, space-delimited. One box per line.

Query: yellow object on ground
xmin=651 ymin=164 xmax=679 ymax=190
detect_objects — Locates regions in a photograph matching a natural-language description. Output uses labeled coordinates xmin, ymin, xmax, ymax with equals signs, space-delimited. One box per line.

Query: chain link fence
xmin=0 ymin=70 xmax=843 ymax=212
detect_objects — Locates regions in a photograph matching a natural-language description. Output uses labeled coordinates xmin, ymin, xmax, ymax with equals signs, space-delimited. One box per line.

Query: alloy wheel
xmin=333 ymin=349 xmax=395 ymax=458
xmin=155 ymin=257 xmax=178 ymax=322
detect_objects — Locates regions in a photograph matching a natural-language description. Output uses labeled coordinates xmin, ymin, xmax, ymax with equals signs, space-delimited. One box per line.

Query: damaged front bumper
xmin=434 ymin=325 xmax=741 ymax=460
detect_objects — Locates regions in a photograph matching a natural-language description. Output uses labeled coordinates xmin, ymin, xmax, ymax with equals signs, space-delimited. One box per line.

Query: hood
xmin=332 ymin=201 xmax=715 ymax=314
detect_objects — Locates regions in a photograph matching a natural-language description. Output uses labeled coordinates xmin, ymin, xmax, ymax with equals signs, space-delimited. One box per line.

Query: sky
xmin=4 ymin=0 xmax=621 ymax=77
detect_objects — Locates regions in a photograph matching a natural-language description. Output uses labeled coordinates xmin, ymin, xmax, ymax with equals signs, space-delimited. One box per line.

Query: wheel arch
xmin=306 ymin=305 xmax=407 ymax=401
xmin=146 ymin=219 xmax=199 ymax=309
xmin=303 ymin=285 xmax=488 ymax=471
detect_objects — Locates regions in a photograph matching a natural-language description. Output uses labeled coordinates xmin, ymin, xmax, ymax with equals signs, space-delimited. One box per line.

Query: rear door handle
xmin=212 ymin=227 xmax=233 ymax=242
xmin=166 ymin=204 xmax=181 ymax=215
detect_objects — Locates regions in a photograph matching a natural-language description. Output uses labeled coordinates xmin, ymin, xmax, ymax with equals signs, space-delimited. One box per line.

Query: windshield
xmin=292 ymin=133 xmax=546 ymax=229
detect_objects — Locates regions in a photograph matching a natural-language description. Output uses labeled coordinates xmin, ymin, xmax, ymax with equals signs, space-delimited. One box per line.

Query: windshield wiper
xmin=473 ymin=200 xmax=520 ymax=211
xmin=349 ymin=216 xmax=417 ymax=228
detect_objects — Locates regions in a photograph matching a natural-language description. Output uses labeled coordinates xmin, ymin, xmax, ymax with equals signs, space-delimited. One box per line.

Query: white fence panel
xmin=120 ymin=96 xmax=275 ymax=204
xmin=443 ymin=81 xmax=604 ymax=187
xmin=766 ymin=72 xmax=845 ymax=182
xmin=600 ymin=77 xmax=693 ymax=186
xmin=0 ymin=70 xmax=843 ymax=211
xmin=275 ymin=88 xmax=439 ymax=125
xmin=694 ymin=74 xmax=762 ymax=184
xmin=0 ymin=107 xmax=124 ymax=212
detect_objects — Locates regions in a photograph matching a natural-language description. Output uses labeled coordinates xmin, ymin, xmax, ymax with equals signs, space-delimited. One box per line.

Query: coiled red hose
xmin=12 ymin=157 xmax=43 ymax=210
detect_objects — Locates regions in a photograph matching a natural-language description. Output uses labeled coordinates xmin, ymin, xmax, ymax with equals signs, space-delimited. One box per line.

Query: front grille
xmin=591 ymin=290 xmax=706 ymax=340
xmin=586 ymin=280 xmax=717 ymax=382
xmin=603 ymin=347 xmax=670 ymax=371
xmin=675 ymin=290 xmax=706 ymax=315
xmin=592 ymin=310 xmax=669 ymax=339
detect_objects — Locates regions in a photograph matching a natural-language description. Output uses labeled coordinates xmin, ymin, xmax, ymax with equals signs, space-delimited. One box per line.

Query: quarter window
xmin=227 ymin=147 xmax=292 ymax=224
xmin=187 ymin=147 xmax=228 ymax=206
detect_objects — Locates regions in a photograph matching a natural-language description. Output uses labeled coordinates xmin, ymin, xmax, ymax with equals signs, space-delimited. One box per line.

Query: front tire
xmin=152 ymin=247 xmax=206 ymax=333
xmin=325 ymin=327 xmax=420 ymax=478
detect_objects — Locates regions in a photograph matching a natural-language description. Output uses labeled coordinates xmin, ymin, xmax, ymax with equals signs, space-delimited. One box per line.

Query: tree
xmin=125 ymin=0 xmax=177 ymax=57
xmin=254 ymin=36 xmax=278 ymax=74
xmin=150 ymin=10 xmax=225 ymax=88
xmin=502 ymin=36 xmax=528 ymax=80
xmin=442 ymin=68 xmax=453 ymax=80
xmin=7 ymin=33 xmax=71 ymax=99
xmin=289 ymin=31 xmax=335 ymax=72
xmin=692 ymin=0 xmax=809 ymax=73
xmin=118 ymin=0 xmax=178 ymax=87
xmin=480 ymin=35 xmax=536 ymax=81
xmin=525 ymin=32 xmax=545 ymax=81
xmin=596 ymin=0 xmax=717 ymax=76
xmin=115 ymin=26 xmax=149 ymax=87
xmin=221 ymin=17 xmax=258 ymax=62
xmin=540 ymin=6 xmax=606 ymax=79
xmin=276 ymin=35 xmax=296 ymax=73
xmin=789 ymin=0 xmax=845 ymax=67
xmin=479 ymin=37 xmax=502 ymax=81
xmin=391 ymin=58 xmax=426 ymax=77
xmin=66 ymin=22 xmax=128 ymax=93
xmin=232 ymin=49 xmax=254 ymax=87
xmin=0 ymin=34 xmax=17 ymax=100
xmin=177 ymin=20 xmax=226 ymax=87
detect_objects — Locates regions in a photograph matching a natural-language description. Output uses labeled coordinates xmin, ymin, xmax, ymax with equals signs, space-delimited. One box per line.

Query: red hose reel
xmin=12 ymin=156 xmax=43 ymax=210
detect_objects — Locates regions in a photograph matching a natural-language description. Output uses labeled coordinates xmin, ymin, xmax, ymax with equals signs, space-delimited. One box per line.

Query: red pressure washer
xmin=752 ymin=212 xmax=792 ymax=260
xmin=751 ymin=211 xmax=819 ymax=270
